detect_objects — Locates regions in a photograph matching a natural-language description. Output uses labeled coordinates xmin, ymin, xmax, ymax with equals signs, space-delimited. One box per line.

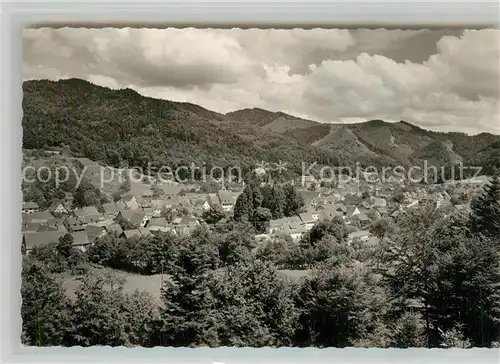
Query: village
xmin=21 ymin=155 xmax=489 ymax=256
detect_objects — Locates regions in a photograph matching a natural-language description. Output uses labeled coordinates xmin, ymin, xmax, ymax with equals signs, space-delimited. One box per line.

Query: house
xmin=207 ymin=193 xmax=220 ymax=207
xmin=316 ymin=196 xmax=333 ymax=206
xmin=164 ymin=195 xmax=191 ymax=210
xmin=118 ymin=210 xmax=149 ymax=228
xmin=106 ymin=223 xmax=123 ymax=236
xmin=375 ymin=206 xmax=389 ymax=216
xmin=344 ymin=195 xmax=363 ymax=206
xmin=105 ymin=223 xmax=123 ymax=235
xmin=149 ymin=224 xmax=177 ymax=236
xmin=26 ymin=210 xmax=54 ymax=224
xmin=192 ymin=199 xmax=211 ymax=212
xmin=74 ymin=206 xmax=103 ymax=223
xmin=102 ymin=202 xmax=120 ymax=219
xmin=22 ymin=222 xmax=41 ymax=233
xmin=150 ymin=199 xmax=168 ymax=216
xmin=351 ymin=212 xmax=371 ymax=228
xmin=347 ymin=230 xmax=371 ymax=244
xmin=367 ymin=209 xmax=381 ymax=220
xmin=346 ymin=206 xmax=361 ymax=219
xmin=115 ymin=201 xmax=127 ymax=211
xmin=371 ymin=197 xmax=387 ymax=208
xmin=357 ymin=205 xmax=371 ymax=216
xmin=130 ymin=212 xmax=149 ymax=228
xmin=217 ymin=191 xmax=241 ymax=212
xmin=333 ymin=204 xmax=347 ymax=215
xmin=22 ymin=202 xmax=39 ymax=214
xmin=117 ymin=210 xmax=134 ymax=221
xmin=309 ymin=209 xmax=320 ymax=221
xmin=285 ymin=224 xmax=307 ymax=242
xmin=87 ymin=217 xmax=115 ymax=228
xmin=149 ymin=217 xmax=168 ymax=228
xmin=298 ymin=190 xmax=321 ymax=206
xmin=318 ymin=205 xmax=344 ymax=221
xmin=175 ymin=217 xmax=200 ymax=237
xmin=123 ymin=228 xmax=151 ymax=239
xmin=287 ymin=216 xmax=303 ymax=228
xmin=36 ymin=223 xmax=59 ymax=233
xmin=48 ymin=201 xmax=68 ymax=215
xmin=23 ymin=231 xmax=66 ymax=254
xmin=298 ymin=212 xmax=317 ymax=231
xmin=64 ymin=216 xmax=88 ymax=232
xmin=42 ymin=218 xmax=68 ymax=233
xmin=140 ymin=207 xmax=155 ymax=218
xmin=268 ymin=217 xmax=306 ymax=241
xmin=71 ymin=231 xmax=92 ymax=252
xmin=86 ymin=225 xmax=107 ymax=242
xmin=122 ymin=195 xmax=139 ymax=210
xmin=137 ymin=197 xmax=152 ymax=208
xmin=172 ymin=216 xmax=183 ymax=226
xmin=268 ymin=216 xmax=301 ymax=234
xmin=268 ymin=218 xmax=286 ymax=235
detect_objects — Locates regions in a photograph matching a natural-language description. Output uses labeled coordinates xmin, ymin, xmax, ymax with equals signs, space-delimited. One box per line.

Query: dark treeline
xmin=22 ymin=178 xmax=500 ymax=348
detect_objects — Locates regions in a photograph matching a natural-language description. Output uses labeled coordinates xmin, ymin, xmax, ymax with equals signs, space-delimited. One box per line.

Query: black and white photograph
xmin=20 ymin=26 xmax=499 ymax=349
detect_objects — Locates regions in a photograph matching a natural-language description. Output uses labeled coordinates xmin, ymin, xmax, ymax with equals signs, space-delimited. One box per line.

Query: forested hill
xmin=22 ymin=78 xmax=500 ymax=176
xmin=22 ymin=79 xmax=339 ymax=177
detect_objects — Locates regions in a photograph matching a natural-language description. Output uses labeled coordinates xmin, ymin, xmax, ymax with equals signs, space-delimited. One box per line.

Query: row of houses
xmin=22 ymin=209 xmax=202 ymax=254
xmin=264 ymin=188 xmax=461 ymax=243
xmin=264 ymin=210 xmax=381 ymax=247
xmin=23 ymin=187 xmax=241 ymax=230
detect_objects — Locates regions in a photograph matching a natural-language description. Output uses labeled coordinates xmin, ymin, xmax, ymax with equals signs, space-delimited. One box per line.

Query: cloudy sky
xmin=23 ymin=27 xmax=499 ymax=135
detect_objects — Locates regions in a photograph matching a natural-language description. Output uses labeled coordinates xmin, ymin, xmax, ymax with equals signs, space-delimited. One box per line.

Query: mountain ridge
xmin=22 ymin=78 xmax=500 ymax=177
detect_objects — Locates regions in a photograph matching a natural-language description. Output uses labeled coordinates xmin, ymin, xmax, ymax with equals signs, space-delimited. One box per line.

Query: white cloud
xmin=22 ymin=27 xmax=500 ymax=135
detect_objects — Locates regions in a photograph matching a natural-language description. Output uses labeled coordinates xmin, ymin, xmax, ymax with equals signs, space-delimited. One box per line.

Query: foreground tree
xmin=233 ymin=186 xmax=253 ymax=222
xmin=295 ymin=261 xmax=391 ymax=347
xmin=383 ymin=208 xmax=500 ymax=347
xmin=21 ymin=258 xmax=72 ymax=346
xmin=207 ymin=260 xmax=299 ymax=347
xmin=390 ymin=312 xmax=426 ymax=348
xmin=292 ymin=218 xmax=349 ymax=267
xmin=254 ymin=234 xmax=294 ymax=268
xmin=261 ymin=185 xmax=285 ymax=219
xmin=369 ymin=217 xmax=396 ymax=240
xmin=471 ymin=176 xmax=500 ymax=238
xmin=160 ymin=228 xmax=221 ymax=347
xmin=283 ymin=184 xmax=305 ymax=216
xmin=72 ymin=271 xmax=128 ymax=346
xmin=122 ymin=290 xmax=161 ymax=347
xmin=202 ymin=205 xmax=226 ymax=225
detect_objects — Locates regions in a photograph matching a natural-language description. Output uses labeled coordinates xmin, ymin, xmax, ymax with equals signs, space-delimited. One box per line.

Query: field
xmin=61 ymin=267 xmax=313 ymax=305
xmin=62 ymin=268 xmax=166 ymax=304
